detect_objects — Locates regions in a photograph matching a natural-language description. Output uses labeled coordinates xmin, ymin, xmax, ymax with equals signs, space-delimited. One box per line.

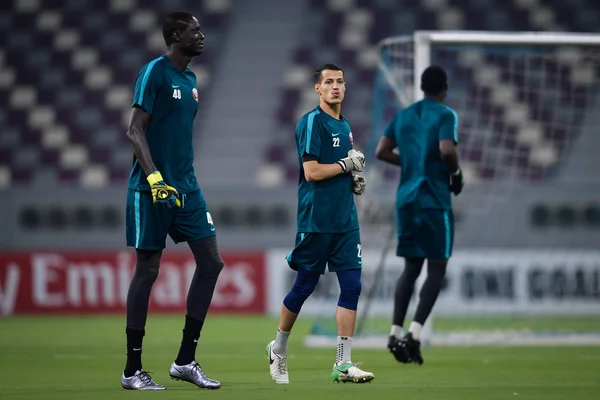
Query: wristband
xmin=147 ymin=170 xmax=163 ymax=186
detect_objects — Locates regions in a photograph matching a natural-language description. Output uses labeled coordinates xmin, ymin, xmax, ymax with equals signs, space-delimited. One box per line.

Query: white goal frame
xmin=380 ymin=30 xmax=600 ymax=106
xmin=305 ymin=31 xmax=600 ymax=348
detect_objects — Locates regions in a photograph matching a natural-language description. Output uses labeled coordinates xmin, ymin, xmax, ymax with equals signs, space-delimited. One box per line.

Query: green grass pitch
xmin=0 ymin=315 xmax=599 ymax=399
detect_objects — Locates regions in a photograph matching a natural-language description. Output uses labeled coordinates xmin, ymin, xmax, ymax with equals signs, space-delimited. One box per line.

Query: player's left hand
xmin=352 ymin=174 xmax=366 ymax=195
xmin=147 ymin=171 xmax=182 ymax=208
xmin=449 ymin=168 xmax=464 ymax=195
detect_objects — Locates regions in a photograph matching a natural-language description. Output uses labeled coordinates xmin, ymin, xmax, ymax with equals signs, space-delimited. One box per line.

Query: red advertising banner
xmin=0 ymin=251 xmax=266 ymax=315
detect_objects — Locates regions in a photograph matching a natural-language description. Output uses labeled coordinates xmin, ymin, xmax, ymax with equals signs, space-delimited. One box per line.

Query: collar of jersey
xmin=162 ymin=54 xmax=191 ymax=75
xmin=317 ymin=105 xmax=346 ymax=122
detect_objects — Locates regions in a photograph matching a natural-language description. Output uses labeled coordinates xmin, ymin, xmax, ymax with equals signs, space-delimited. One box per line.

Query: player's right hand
xmin=352 ymin=174 xmax=366 ymax=195
xmin=338 ymin=149 xmax=366 ymax=173
xmin=449 ymin=168 xmax=464 ymax=195
xmin=147 ymin=171 xmax=181 ymax=208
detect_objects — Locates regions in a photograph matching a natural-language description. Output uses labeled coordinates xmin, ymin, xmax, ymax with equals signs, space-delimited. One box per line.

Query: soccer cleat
xmin=169 ymin=361 xmax=221 ymax=389
xmin=266 ymin=340 xmax=289 ymax=384
xmin=387 ymin=334 xmax=398 ymax=351
xmin=388 ymin=334 xmax=411 ymax=363
xmin=121 ymin=369 xmax=166 ymax=390
xmin=402 ymin=333 xmax=424 ymax=364
xmin=331 ymin=362 xmax=374 ymax=383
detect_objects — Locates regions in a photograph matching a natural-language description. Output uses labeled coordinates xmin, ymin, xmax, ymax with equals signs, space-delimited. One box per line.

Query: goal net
xmin=305 ymin=31 xmax=600 ymax=348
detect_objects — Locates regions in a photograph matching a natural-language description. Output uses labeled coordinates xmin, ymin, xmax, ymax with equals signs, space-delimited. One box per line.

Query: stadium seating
xmin=2 ymin=0 xmax=599 ymax=236
xmin=2 ymin=0 xmax=598 ymax=189
xmin=17 ymin=202 xmax=291 ymax=231
xmin=265 ymin=0 xmax=600 ymax=184
xmin=530 ymin=203 xmax=600 ymax=228
xmin=0 ymin=0 xmax=231 ymax=188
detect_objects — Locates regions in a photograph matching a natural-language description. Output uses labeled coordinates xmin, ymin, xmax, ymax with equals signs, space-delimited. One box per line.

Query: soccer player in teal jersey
xmin=266 ymin=64 xmax=374 ymax=384
xmin=121 ymin=12 xmax=222 ymax=390
xmin=375 ymin=66 xmax=464 ymax=364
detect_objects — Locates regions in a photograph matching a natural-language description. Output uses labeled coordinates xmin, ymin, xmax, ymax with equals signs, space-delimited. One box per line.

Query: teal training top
xmin=128 ymin=55 xmax=200 ymax=193
xmin=295 ymin=106 xmax=360 ymax=233
xmin=384 ymin=98 xmax=459 ymax=210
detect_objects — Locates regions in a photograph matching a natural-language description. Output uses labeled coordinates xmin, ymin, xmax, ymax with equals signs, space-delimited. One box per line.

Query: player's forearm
xmin=126 ymin=127 xmax=157 ymax=176
xmin=376 ymin=149 xmax=400 ymax=166
xmin=375 ymin=137 xmax=400 ymax=166
xmin=304 ymin=163 xmax=344 ymax=182
xmin=439 ymin=139 xmax=460 ymax=173
xmin=441 ymin=151 xmax=460 ymax=173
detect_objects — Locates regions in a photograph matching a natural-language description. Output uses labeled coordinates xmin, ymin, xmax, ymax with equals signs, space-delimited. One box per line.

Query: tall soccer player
xmin=266 ymin=64 xmax=373 ymax=384
xmin=120 ymin=12 xmax=223 ymax=390
xmin=375 ymin=66 xmax=464 ymax=364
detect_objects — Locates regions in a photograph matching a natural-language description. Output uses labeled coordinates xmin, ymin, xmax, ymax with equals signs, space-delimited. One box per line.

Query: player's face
xmin=179 ymin=17 xmax=204 ymax=56
xmin=315 ymin=70 xmax=345 ymax=105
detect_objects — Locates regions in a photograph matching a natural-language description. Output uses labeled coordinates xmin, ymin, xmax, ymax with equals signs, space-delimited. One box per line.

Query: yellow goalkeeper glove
xmin=147 ymin=171 xmax=181 ymax=208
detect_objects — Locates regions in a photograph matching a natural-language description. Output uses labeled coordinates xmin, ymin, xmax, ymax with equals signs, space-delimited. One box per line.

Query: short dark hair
xmin=162 ymin=12 xmax=195 ymax=46
xmin=420 ymin=66 xmax=448 ymax=96
xmin=314 ymin=63 xmax=343 ymax=83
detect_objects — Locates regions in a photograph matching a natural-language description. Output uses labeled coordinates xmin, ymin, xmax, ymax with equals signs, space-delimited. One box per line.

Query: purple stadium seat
xmin=40 ymin=150 xmax=60 ymax=166
xmin=0 ymin=149 xmax=12 ymax=165
xmin=58 ymin=168 xmax=79 ymax=185
xmin=293 ymin=47 xmax=313 ymax=65
xmin=285 ymin=165 xmax=299 ymax=183
xmin=110 ymin=167 xmax=130 ymax=183
xmin=266 ymin=144 xmax=287 ymax=164
xmin=89 ymin=149 xmax=110 ymax=164
xmin=11 ymin=167 xmax=32 ymax=183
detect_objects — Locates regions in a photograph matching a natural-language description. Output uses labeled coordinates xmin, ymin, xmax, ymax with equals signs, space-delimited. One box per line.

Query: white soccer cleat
xmin=331 ymin=362 xmax=375 ymax=383
xmin=266 ymin=340 xmax=289 ymax=384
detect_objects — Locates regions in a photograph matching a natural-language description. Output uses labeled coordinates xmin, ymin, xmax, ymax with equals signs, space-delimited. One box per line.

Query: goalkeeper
xmin=375 ymin=66 xmax=464 ymax=364
xmin=266 ymin=64 xmax=373 ymax=385
xmin=121 ymin=12 xmax=222 ymax=391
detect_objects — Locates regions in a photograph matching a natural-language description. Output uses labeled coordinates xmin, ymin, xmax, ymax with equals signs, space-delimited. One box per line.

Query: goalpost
xmin=305 ymin=31 xmax=600 ymax=348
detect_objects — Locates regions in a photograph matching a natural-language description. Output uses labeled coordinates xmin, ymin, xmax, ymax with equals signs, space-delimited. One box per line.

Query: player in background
xmin=375 ymin=66 xmax=464 ymax=364
xmin=121 ymin=12 xmax=223 ymax=390
xmin=266 ymin=64 xmax=373 ymax=385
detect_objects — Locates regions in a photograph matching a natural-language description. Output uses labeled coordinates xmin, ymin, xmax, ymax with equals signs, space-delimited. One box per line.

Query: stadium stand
xmin=0 ymin=0 xmax=598 ymax=245
xmin=264 ymin=0 xmax=600 ymax=184
xmin=0 ymin=0 xmax=231 ymax=188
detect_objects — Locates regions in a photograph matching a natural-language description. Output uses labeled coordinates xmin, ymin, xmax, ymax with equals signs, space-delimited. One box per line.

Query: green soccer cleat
xmin=331 ymin=362 xmax=374 ymax=384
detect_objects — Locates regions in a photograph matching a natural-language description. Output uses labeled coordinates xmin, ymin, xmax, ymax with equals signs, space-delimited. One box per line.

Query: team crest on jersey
xmin=349 ymin=132 xmax=354 ymax=145
xmin=192 ymin=88 xmax=199 ymax=102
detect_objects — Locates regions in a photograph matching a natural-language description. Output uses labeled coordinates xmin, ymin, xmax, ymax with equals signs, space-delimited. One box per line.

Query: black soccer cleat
xmin=387 ymin=335 xmax=411 ymax=363
xmin=402 ymin=333 xmax=424 ymax=365
xmin=387 ymin=335 xmax=398 ymax=352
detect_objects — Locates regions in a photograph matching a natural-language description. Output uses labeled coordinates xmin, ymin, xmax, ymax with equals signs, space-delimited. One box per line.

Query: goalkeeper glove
xmin=147 ymin=171 xmax=181 ymax=208
xmin=449 ymin=168 xmax=464 ymax=196
xmin=337 ymin=149 xmax=366 ymax=173
xmin=352 ymin=174 xmax=366 ymax=195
